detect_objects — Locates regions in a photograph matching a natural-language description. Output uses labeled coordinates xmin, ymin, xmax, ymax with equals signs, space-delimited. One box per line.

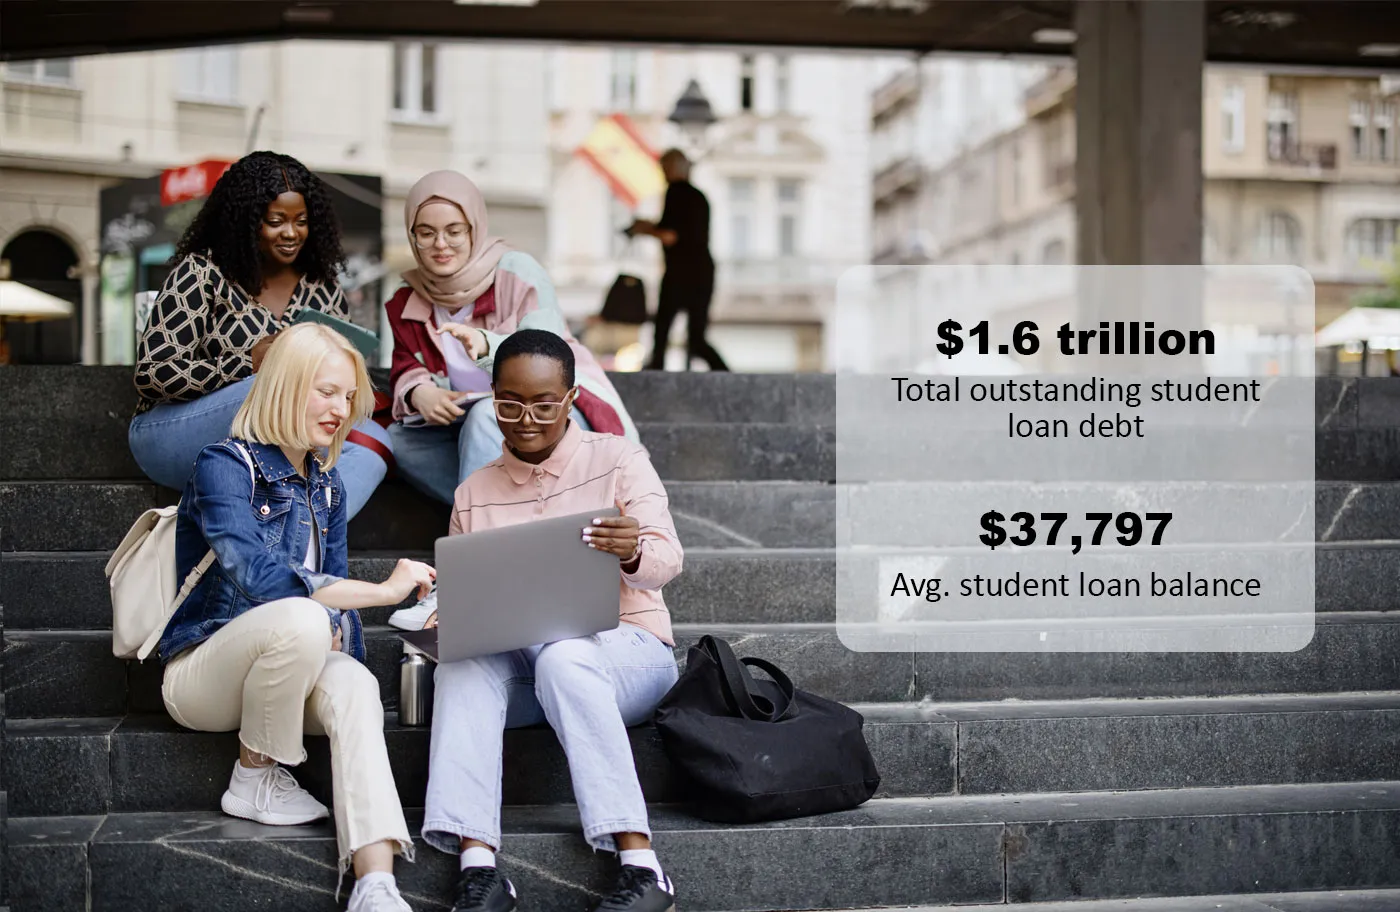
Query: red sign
xmin=160 ymin=159 xmax=233 ymax=207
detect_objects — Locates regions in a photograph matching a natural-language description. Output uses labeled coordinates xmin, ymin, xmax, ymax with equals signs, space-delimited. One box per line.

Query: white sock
xmin=460 ymin=846 xmax=496 ymax=870
xmin=351 ymin=871 xmax=395 ymax=896
xmin=233 ymin=759 xmax=272 ymax=779
xmin=619 ymin=849 xmax=664 ymax=884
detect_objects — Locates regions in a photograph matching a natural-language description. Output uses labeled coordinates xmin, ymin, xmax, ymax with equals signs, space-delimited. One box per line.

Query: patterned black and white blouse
xmin=133 ymin=253 xmax=346 ymax=413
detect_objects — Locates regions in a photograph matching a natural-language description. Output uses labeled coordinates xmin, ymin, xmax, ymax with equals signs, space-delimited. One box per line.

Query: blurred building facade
xmin=869 ymin=61 xmax=1400 ymax=367
xmin=548 ymin=48 xmax=870 ymax=372
xmin=1 ymin=40 xmax=872 ymax=371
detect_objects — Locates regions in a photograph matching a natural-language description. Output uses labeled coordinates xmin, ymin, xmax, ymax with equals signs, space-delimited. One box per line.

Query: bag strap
xmin=133 ymin=442 xmax=256 ymax=661
xmin=700 ymin=635 xmax=796 ymax=723
xmin=740 ymin=657 xmax=796 ymax=722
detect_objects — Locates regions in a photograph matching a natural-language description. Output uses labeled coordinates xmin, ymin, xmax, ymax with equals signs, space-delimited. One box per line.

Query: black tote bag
xmin=599 ymin=273 xmax=648 ymax=324
xmin=653 ymin=635 xmax=880 ymax=823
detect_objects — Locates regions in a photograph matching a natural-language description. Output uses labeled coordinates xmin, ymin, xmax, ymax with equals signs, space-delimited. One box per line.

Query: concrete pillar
xmin=1074 ymin=0 xmax=1205 ymax=265
xmin=80 ymin=258 xmax=99 ymax=365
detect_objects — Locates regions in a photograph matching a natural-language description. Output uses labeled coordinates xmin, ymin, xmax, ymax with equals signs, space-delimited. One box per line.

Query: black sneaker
xmin=452 ymin=866 xmax=517 ymax=912
xmin=593 ymin=865 xmax=676 ymax=912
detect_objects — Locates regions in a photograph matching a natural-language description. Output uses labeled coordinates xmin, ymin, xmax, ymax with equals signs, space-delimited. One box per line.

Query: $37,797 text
xmin=979 ymin=511 xmax=1173 ymax=555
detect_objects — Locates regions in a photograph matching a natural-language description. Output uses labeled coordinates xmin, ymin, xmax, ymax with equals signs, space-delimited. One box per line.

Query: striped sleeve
xmin=616 ymin=444 xmax=682 ymax=591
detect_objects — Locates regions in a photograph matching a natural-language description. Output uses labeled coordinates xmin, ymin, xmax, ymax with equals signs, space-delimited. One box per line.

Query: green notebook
xmin=292 ymin=308 xmax=381 ymax=360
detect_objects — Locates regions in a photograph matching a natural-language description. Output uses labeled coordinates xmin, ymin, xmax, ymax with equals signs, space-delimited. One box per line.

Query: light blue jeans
xmin=388 ymin=398 xmax=591 ymax=504
xmin=422 ymin=625 xmax=679 ymax=854
xmin=128 ymin=376 xmax=392 ymax=519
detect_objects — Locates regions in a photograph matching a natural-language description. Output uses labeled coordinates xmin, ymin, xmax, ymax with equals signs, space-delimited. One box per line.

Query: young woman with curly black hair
xmin=129 ymin=150 xmax=393 ymax=518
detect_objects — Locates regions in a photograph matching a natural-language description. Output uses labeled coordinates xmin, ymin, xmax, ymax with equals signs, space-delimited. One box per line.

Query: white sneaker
xmin=347 ymin=876 xmax=412 ymax=912
xmin=389 ymin=589 xmax=437 ymax=631
xmin=220 ymin=762 xmax=329 ymax=826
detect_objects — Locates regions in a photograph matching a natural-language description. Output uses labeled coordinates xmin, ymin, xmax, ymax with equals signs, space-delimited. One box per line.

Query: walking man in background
xmin=626 ymin=149 xmax=729 ymax=372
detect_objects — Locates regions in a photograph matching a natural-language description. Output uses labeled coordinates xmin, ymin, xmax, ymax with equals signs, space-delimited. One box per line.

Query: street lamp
xmin=667 ymin=79 xmax=717 ymax=151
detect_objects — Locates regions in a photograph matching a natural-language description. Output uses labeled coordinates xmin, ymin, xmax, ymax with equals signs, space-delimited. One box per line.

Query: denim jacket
xmin=158 ymin=437 xmax=366 ymax=663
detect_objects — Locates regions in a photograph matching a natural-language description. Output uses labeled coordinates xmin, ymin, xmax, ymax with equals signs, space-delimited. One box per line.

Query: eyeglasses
xmin=493 ymin=392 xmax=575 ymax=424
xmin=411 ymin=225 xmax=471 ymax=249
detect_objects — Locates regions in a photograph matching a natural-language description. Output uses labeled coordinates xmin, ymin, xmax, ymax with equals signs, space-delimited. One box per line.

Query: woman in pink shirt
xmin=419 ymin=330 xmax=681 ymax=912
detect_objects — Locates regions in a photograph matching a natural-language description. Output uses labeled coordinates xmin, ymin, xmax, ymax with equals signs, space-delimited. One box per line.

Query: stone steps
xmin=0 ymin=549 xmax=836 ymax=630
xmin=7 ymin=366 xmax=1400 ymax=910
xmin=5 ymin=541 xmax=1399 ymax=635
xmin=7 ymin=368 xmax=1400 ymax=482
xmin=8 ymin=692 xmax=1400 ymax=818
xmin=10 ymin=782 xmax=1400 ymax=911
xmin=13 ymin=477 xmax=1400 ymax=551
xmin=0 ymin=480 xmax=837 ymax=552
xmin=0 ymin=367 xmax=833 ymax=480
xmin=9 ymin=616 xmax=1400 ymax=719
xmin=11 ymin=421 xmax=1400 ymax=483
xmin=1 ymin=422 xmax=835 ymax=484
xmin=839 ymin=889 xmax=1400 ymax=911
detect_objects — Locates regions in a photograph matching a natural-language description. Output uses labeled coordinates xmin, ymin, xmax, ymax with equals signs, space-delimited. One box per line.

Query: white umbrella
xmin=1315 ymin=306 xmax=1400 ymax=349
xmin=0 ymin=280 xmax=74 ymax=321
xmin=0 ymin=280 xmax=75 ymax=365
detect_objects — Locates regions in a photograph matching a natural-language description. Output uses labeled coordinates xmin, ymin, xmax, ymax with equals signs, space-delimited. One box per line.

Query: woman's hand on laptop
xmin=385 ymin=559 xmax=437 ymax=603
xmin=423 ymin=611 xmax=438 ymax=629
xmin=411 ymin=384 xmax=468 ymax=426
xmin=582 ymin=500 xmax=642 ymax=571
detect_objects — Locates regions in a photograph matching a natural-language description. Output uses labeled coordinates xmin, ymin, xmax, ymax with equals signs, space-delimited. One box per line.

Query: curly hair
xmin=173 ymin=151 xmax=346 ymax=294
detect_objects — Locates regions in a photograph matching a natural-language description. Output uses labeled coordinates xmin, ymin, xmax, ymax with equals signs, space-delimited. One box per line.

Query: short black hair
xmin=492 ymin=329 xmax=575 ymax=389
xmin=174 ymin=150 xmax=345 ymax=295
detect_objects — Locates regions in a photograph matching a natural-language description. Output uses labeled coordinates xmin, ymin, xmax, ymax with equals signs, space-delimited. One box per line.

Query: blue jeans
xmin=389 ymin=398 xmax=591 ymax=505
xmin=422 ymin=625 xmax=679 ymax=854
xmin=128 ymin=377 xmax=392 ymax=519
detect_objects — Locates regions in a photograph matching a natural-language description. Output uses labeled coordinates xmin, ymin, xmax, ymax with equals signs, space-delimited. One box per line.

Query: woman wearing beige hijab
xmin=384 ymin=170 xmax=638 ymax=514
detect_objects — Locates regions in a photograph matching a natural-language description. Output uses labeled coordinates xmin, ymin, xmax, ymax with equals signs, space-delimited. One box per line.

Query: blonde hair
xmin=231 ymin=322 xmax=373 ymax=470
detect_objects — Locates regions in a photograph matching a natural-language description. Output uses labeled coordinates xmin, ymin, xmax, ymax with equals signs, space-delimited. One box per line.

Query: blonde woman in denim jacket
xmin=158 ymin=322 xmax=434 ymax=912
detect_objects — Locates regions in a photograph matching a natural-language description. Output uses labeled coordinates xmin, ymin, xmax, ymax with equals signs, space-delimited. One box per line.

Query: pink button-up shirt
xmin=448 ymin=421 xmax=680 ymax=645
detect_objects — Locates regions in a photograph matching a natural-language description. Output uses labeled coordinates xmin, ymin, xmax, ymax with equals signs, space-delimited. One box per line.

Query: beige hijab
xmin=402 ymin=170 xmax=511 ymax=312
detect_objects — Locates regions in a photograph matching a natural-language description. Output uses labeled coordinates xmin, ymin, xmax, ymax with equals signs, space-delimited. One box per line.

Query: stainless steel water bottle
xmin=399 ymin=652 xmax=434 ymax=726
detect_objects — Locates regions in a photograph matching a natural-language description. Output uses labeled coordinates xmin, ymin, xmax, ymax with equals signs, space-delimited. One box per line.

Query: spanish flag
xmin=575 ymin=114 xmax=667 ymax=209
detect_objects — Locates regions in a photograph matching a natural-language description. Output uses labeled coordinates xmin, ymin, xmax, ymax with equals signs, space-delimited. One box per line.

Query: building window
xmin=1352 ymin=99 xmax=1371 ymax=160
xmin=777 ymin=178 xmax=802 ymax=257
xmin=1346 ymin=218 xmax=1400 ymax=262
xmin=1043 ymin=115 xmax=1072 ymax=189
xmin=1377 ymin=102 xmax=1395 ymax=163
xmin=1255 ymin=211 xmax=1302 ymax=263
xmin=609 ymin=50 xmax=637 ymax=111
xmin=1010 ymin=142 xmax=1022 ymax=206
xmin=1042 ymin=239 xmax=1067 ymax=265
xmin=393 ymin=42 xmax=439 ymax=118
xmin=1266 ymin=90 xmax=1298 ymax=161
xmin=775 ymin=55 xmax=791 ymax=113
xmin=177 ymin=49 xmax=239 ymax=103
xmin=1221 ymin=83 xmax=1245 ymax=154
xmin=609 ymin=196 xmax=633 ymax=258
xmin=739 ymin=55 xmax=755 ymax=112
xmin=729 ymin=177 xmax=755 ymax=259
xmin=4 ymin=58 xmax=74 ymax=85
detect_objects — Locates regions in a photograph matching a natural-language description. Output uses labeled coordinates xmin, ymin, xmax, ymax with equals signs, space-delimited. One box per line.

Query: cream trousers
xmin=162 ymin=597 xmax=413 ymax=870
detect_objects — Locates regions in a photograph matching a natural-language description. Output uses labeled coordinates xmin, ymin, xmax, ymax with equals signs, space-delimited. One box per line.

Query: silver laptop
xmin=398 ymin=508 xmax=621 ymax=662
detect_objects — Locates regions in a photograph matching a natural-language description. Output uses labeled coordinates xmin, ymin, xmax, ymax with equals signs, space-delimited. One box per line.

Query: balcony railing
xmin=871 ymin=67 xmax=920 ymax=120
xmin=1044 ymin=160 xmax=1074 ymax=191
xmin=1268 ymin=141 xmax=1338 ymax=171
xmin=1023 ymin=66 xmax=1076 ymax=119
xmin=873 ymin=156 xmax=923 ymax=201
xmin=720 ymin=257 xmax=861 ymax=290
